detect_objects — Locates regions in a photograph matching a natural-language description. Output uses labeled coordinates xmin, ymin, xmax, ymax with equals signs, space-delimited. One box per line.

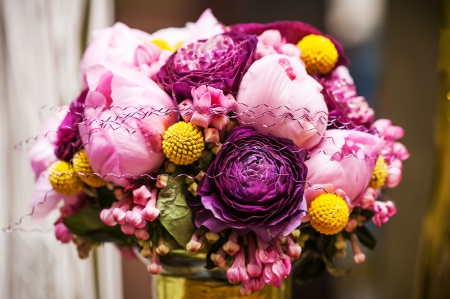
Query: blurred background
xmin=0 ymin=0 xmax=440 ymax=298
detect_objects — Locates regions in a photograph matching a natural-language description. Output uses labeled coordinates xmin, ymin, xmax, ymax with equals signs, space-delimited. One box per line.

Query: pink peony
xmin=79 ymin=62 xmax=177 ymax=186
xmin=31 ymin=174 xmax=78 ymax=220
xmin=81 ymin=10 xmax=224 ymax=85
xmin=236 ymin=54 xmax=328 ymax=150
xmin=28 ymin=109 xmax=67 ymax=179
xmin=305 ymin=129 xmax=385 ymax=207
xmin=81 ymin=22 xmax=155 ymax=85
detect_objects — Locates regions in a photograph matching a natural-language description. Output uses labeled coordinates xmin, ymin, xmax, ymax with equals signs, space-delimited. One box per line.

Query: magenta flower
xmin=371 ymin=119 xmax=409 ymax=188
xmin=227 ymin=240 xmax=250 ymax=284
xmin=372 ymin=201 xmax=397 ymax=227
xmin=305 ymin=129 xmax=385 ymax=207
xmin=236 ymin=54 xmax=328 ymax=150
xmin=79 ymin=62 xmax=177 ymax=186
xmin=320 ymin=66 xmax=374 ymax=129
xmin=29 ymin=109 xmax=67 ymax=178
xmin=157 ymin=33 xmax=257 ymax=103
xmin=54 ymin=90 xmax=87 ymax=161
xmin=195 ymin=126 xmax=308 ymax=242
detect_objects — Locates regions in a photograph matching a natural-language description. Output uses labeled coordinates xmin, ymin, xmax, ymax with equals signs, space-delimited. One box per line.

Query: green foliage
xmin=156 ymin=173 xmax=196 ymax=247
xmin=355 ymin=225 xmax=377 ymax=250
xmin=64 ymin=205 xmax=131 ymax=245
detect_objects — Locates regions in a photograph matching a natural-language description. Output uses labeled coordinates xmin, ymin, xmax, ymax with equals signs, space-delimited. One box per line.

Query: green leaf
xmin=322 ymin=253 xmax=352 ymax=277
xmin=156 ymin=174 xmax=196 ymax=247
xmin=293 ymin=252 xmax=326 ymax=282
xmin=96 ymin=186 xmax=116 ymax=208
xmin=64 ymin=205 xmax=131 ymax=245
xmin=192 ymin=152 xmax=215 ymax=173
xmin=355 ymin=225 xmax=377 ymax=250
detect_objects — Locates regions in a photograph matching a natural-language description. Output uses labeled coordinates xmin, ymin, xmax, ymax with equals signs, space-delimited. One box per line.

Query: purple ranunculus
xmin=195 ymin=126 xmax=308 ymax=242
xmin=54 ymin=90 xmax=87 ymax=161
xmin=229 ymin=21 xmax=348 ymax=69
xmin=157 ymin=33 xmax=257 ymax=103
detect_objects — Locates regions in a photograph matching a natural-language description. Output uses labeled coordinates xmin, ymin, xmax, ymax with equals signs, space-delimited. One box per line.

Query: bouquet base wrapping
xmin=139 ymin=250 xmax=286 ymax=299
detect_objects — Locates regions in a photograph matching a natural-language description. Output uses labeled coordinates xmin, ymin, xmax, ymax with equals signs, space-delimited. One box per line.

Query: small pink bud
xmin=126 ymin=206 xmax=146 ymax=228
xmin=156 ymin=175 xmax=169 ymax=188
xmin=286 ymin=236 xmax=302 ymax=260
xmin=244 ymin=276 xmax=265 ymax=292
xmin=54 ymin=223 xmax=73 ymax=243
xmin=280 ymin=43 xmax=301 ymax=57
xmin=354 ymin=253 xmax=366 ymax=265
xmin=205 ymin=231 xmax=220 ymax=244
xmin=141 ymin=206 xmax=159 ymax=222
xmin=135 ymin=229 xmax=150 ymax=241
xmin=204 ymin=128 xmax=220 ymax=144
xmin=156 ymin=236 xmax=169 ymax=256
xmin=345 ymin=218 xmax=357 ymax=232
xmin=148 ymin=246 xmax=162 ymax=274
xmin=223 ymin=240 xmax=240 ymax=256
xmin=210 ymin=114 xmax=229 ymax=130
xmin=121 ymin=223 xmax=136 ymax=235
xmin=178 ymin=99 xmax=193 ymax=122
xmin=186 ymin=240 xmax=202 ymax=252
xmin=211 ymin=253 xmax=227 ymax=267
xmin=240 ymin=285 xmax=252 ymax=296
xmin=132 ymin=185 xmax=152 ymax=206
xmin=113 ymin=207 xmax=128 ymax=225
xmin=114 ymin=188 xmax=124 ymax=200
xmin=147 ymin=263 xmax=162 ymax=274
xmin=100 ymin=208 xmax=117 ymax=226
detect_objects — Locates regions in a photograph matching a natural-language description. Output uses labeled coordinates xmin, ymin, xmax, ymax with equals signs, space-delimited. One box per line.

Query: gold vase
xmin=139 ymin=250 xmax=287 ymax=299
xmin=415 ymin=1 xmax=450 ymax=298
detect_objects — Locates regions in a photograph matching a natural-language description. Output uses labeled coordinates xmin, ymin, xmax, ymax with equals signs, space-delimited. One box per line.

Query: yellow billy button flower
xmin=309 ymin=193 xmax=349 ymax=235
xmin=369 ymin=156 xmax=388 ymax=189
xmin=72 ymin=149 xmax=107 ymax=188
xmin=297 ymin=34 xmax=338 ymax=75
xmin=48 ymin=161 xmax=83 ymax=195
xmin=162 ymin=121 xmax=205 ymax=165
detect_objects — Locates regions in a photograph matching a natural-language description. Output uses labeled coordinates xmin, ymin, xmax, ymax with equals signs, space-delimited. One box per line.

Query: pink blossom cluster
xmin=100 ymin=186 xmax=158 ymax=240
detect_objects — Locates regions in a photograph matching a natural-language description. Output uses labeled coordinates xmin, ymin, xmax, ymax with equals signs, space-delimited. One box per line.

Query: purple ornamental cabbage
xmin=229 ymin=21 xmax=348 ymax=69
xmin=54 ymin=89 xmax=87 ymax=161
xmin=157 ymin=33 xmax=257 ymax=103
xmin=195 ymin=126 xmax=308 ymax=242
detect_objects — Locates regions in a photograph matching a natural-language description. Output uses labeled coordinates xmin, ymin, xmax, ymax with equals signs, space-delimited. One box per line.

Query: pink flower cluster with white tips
xmin=179 ymin=85 xmax=237 ymax=130
xmin=100 ymin=185 xmax=159 ymax=240
xmin=186 ymin=229 xmax=302 ymax=296
xmin=255 ymin=30 xmax=300 ymax=60
xmin=371 ymin=119 xmax=410 ymax=188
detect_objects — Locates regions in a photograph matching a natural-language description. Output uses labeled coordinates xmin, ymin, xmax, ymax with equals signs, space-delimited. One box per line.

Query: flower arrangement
xmin=25 ymin=9 xmax=409 ymax=296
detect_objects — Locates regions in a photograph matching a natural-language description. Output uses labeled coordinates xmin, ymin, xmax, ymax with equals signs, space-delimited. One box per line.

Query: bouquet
xmin=24 ymin=9 xmax=409 ymax=296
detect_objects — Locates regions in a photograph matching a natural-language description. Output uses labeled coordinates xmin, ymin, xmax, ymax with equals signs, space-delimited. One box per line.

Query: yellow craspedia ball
xmin=309 ymin=194 xmax=349 ymax=235
xmin=369 ymin=156 xmax=388 ymax=189
xmin=297 ymin=34 xmax=338 ymax=75
xmin=73 ymin=150 xmax=107 ymax=188
xmin=150 ymin=39 xmax=173 ymax=52
xmin=48 ymin=161 xmax=84 ymax=195
xmin=162 ymin=122 xmax=205 ymax=165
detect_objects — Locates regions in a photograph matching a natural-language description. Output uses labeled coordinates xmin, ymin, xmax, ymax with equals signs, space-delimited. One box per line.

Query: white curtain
xmin=0 ymin=1 xmax=122 ymax=298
